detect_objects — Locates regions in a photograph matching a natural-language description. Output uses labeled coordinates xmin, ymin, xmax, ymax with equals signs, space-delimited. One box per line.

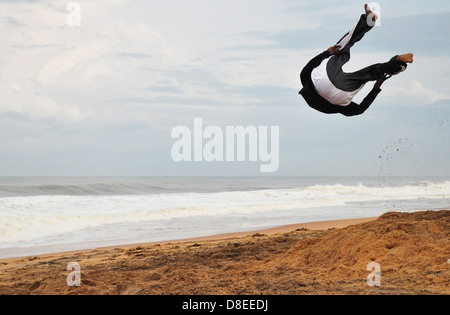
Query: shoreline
xmin=102 ymin=216 xmax=379 ymax=249
xmin=1 ymin=217 xmax=378 ymax=262
xmin=1 ymin=210 xmax=448 ymax=295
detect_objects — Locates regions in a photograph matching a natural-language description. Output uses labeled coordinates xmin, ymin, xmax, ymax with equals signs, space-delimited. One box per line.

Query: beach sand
xmin=0 ymin=210 xmax=448 ymax=295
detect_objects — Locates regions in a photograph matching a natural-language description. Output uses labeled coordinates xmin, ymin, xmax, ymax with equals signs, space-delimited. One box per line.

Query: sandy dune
xmin=0 ymin=211 xmax=448 ymax=295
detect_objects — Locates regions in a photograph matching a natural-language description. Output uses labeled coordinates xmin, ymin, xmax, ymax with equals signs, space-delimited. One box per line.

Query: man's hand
xmin=374 ymin=74 xmax=392 ymax=88
xmin=328 ymin=45 xmax=341 ymax=55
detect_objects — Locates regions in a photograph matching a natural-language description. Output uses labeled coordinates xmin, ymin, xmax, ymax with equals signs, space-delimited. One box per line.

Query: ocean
xmin=0 ymin=176 xmax=449 ymax=259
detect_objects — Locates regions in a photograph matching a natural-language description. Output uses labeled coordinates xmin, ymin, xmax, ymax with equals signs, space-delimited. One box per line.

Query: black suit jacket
xmin=299 ymin=50 xmax=381 ymax=117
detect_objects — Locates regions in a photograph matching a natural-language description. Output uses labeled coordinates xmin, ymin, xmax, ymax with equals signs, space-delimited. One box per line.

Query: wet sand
xmin=0 ymin=211 xmax=448 ymax=295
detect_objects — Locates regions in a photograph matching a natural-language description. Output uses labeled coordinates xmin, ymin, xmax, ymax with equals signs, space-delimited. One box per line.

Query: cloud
xmin=409 ymin=81 xmax=450 ymax=104
xmin=0 ymin=1 xmax=449 ymax=176
xmin=236 ymin=11 xmax=450 ymax=57
xmin=0 ymin=0 xmax=171 ymax=122
xmin=384 ymin=80 xmax=450 ymax=105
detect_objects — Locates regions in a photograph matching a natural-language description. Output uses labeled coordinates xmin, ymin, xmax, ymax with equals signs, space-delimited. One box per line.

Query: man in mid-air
xmin=299 ymin=4 xmax=414 ymax=117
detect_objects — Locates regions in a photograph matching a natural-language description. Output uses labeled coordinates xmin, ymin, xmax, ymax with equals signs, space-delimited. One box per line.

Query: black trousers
xmin=327 ymin=14 xmax=407 ymax=92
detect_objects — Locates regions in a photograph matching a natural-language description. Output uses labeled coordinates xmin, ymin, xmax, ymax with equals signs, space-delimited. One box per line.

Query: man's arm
xmin=300 ymin=46 xmax=340 ymax=87
xmin=338 ymin=74 xmax=390 ymax=117
xmin=338 ymin=87 xmax=381 ymax=117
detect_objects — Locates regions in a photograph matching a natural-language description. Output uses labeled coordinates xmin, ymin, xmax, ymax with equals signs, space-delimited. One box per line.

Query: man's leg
xmin=336 ymin=55 xmax=412 ymax=92
xmin=335 ymin=14 xmax=374 ymax=55
xmin=326 ymin=14 xmax=375 ymax=91
xmin=337 ymin=4 xmax=377 ymax=52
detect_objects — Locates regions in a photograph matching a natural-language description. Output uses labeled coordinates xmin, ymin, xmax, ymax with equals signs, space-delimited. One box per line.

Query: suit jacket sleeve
xmin=338 ymin=87 xmax=382 ymax=117
xmin=300 ymin=50 xmax=331 ymax=87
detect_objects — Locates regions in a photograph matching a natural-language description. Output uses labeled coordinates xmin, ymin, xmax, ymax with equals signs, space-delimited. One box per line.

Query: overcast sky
xmin=0 ymin=0 xmax=449 ymax=177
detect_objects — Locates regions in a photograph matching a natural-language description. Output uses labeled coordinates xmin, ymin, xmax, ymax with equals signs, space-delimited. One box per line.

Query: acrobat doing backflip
xmin=299 ymin=4 xmax=414 ymax=117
